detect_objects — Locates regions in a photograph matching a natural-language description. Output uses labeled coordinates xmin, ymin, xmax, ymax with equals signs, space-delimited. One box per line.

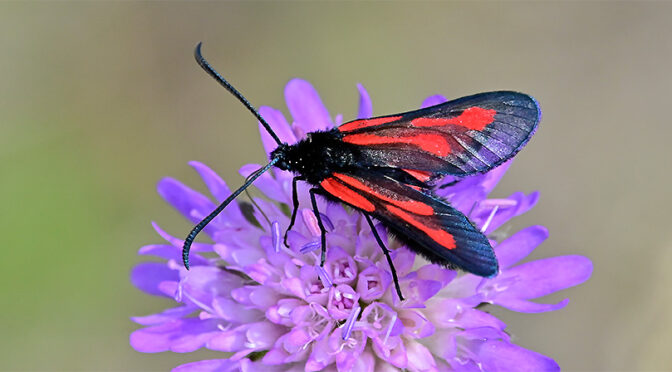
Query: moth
xmin=182 ymin=43 xmax=540 ymax=300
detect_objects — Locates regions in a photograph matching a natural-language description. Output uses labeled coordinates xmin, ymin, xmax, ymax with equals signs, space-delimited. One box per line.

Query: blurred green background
xmin=1 ymin=2 xmax=671 ymax=371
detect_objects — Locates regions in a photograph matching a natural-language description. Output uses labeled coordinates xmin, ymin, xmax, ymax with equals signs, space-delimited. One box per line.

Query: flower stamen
xmin=271 ymin=221 xmax=281 ymax=253
xmin=383 ymin=313 xmax=397 ymax=345
xmin=319 ymin=213 xmax=334 ymax=231
xmin=479 ymin=198 xmax=518 ymax=208
xmin=300 ymin=240 xmax=321 ymax=254
xmin=341 ymin=304 xmax=361 ymax=340
xmin=315 ymin=265 xmax=334 ymax=288
xmin=302 ymin=209 xmax=321 ymax=237
xmin=480 ymin=205 xmax=499 ymax=233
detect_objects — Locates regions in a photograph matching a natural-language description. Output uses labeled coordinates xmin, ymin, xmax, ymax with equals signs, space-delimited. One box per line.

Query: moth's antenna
xmin=194 ymin=42 xmax=283 ymax=146
xmin=183 ymin=157 xmax=279 ymax=269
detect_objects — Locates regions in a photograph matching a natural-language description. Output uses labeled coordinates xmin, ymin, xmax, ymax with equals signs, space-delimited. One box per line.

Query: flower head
xmin=131 ymin=79 xmax=592 ymax=371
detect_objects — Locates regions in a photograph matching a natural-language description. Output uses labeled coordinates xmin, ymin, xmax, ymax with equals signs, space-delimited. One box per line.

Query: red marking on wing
xmin=411 ymin=107 xmax=496 ymax=131
xmin=338 ymin=116 xmax=402 ymax=132
xmin=343 ymin=133 xmax=450 ymax=157
xmin=403 ymin=169 xmax=432 ymax=182
xmin=386 ymin=205 xmax=456 ymax=249
xmin=321 ymin=178 xmax=375 ymax=212
xmin=333 ymin=173 xmax=433 ymax=215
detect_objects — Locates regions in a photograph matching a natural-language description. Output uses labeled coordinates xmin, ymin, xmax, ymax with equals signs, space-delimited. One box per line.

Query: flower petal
xmin=417 ymin=264 xmax=456 ymax=288
xmin=436 ymin=161 xmax=513 ymax=214
xmin=188 ymin=162 xmax=231 ymax=203
xmin=357 ymin=83 xmax=373 ymax=119
xmin=258 ymin=106 xmax=297 ymax=158
xmin=172 ymin=359 xmax=241 ymax=372
xmin=137 ymin=244 xmax=178 ymax=260
xmin=399 ymin=309 xmax=435 ymax=339
xmin=234 ymin=285 xmax=280 ymax=309
xmin=422 ymin=329 xmax=457 ymax=361
xmin=424 ymin=298 xmax=505 ymax=331
xmin=305 ymin=335 xmax=334 ymax=371
xmin=138 ymin=244 xmax=208 ymax=266
xmin=212 ymin=297 xmax=263 ymax=323
xmin=488 ymin=255 xmax=593 ymax=301
xmin=351 ymin=349 xmax=375 ymax=372
xmin=246 ymin=321 xmax=285 ymax=349
xmin=130 ymin=318 xmax=223 ymax=353
xmin=334 ymin=114 xmax=343 ymax=126
xmin=187 ymin=163 xmax=248 ymax=227
xmin=400 ymin=274 xmax=443 ymax=306
xmin=405 ymin=340 xmax=437 ymax=371
xmin=131 ymin=306 xmax=196 ymax=326
xmin=356 ymin=265 xmax=392 ymax=301
xmin=206 ymin=328 xmax=246 ymax=352
xmin=285 ymin=79 xmax=332 ymax=132
xmin=495 ymin=225 xmax=549 ymax=269
xmin=262 ymin=347 xmax=290 ymax=365
xmin=477 ymin=340 xmax=560 ymax=372
xmin=372 ymin=335 xmax=407 ymax=368
xmin=330 ymin=328 xmax=367 ymax=371
xmin=421 ymin=94 xmax=447 ymax=108
xmin=479 ymin=160 xmax=512 ymax=196
xmin=239 ymin=163 xmax=290 ymax=204
xmin=266 ymin=298 xmax=304 ymax=326
xmin=325 ymin=246 xmax=358 ymax=285
xmin=436 ymin=174 xmax=489 ymax=214
xmin=131 ymin=262 xmax=178 ymax=297
xmin=361 ymin=302 xmax=403 ymax=341
xmin=480 ymin=191 xmax=539 ymax=234
xmin=180 ymin=266 xmax=245 ymax=312
xmin=152 ymin=222 xmax=211 ymax=253
xmin=327 ymin=284 xmax=360 ymax=320
xmin=494 ymin=298 xmax=570 ymax=313
xmin=391 ymin=247 xmax=415 ymax=277
xmin=157 ymin=178 xmax=223 ymax=234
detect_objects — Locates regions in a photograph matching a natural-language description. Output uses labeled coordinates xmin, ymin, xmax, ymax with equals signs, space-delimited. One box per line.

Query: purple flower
xmin=131 ymin=79 xmax=592 ymax=371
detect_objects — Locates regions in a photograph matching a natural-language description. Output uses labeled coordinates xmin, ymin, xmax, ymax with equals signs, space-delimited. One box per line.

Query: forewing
xmin=320 ymin=172 xmax=497 ymax=277
xmin=338 ymin=91 xmax=540 ymax=178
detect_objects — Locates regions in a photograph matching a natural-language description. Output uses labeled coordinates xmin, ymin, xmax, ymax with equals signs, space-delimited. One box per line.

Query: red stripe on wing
xmin=333 ymin=173 xmax=433 ymax=215
xmin=411 ymin=107 xmax=496 ymax=131
xmin=342 ymin=133 xmax=450 ymax=157
xmin=321 ymin=177 xmax=375 ymax=212
xmin=338 ymin=116 xmax=402 ymax=132
xmin=403 ymin=169 xmax=432 ymax=182
xmin=385 ymin=205 xmax=456 ymax=250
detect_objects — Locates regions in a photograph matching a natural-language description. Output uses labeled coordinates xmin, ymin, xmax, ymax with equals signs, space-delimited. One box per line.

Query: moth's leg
xmin=283 ymin=176 xmax=304 ymax=247
xmin=309 ymin=188 xmax=328 ymax=267
xmin=364 ymin=213 xmax=404 ymax=301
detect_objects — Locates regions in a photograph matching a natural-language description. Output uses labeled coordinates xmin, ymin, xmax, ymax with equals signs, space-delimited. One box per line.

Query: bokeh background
xmin=2 ymin=2 xmax=671 ymax=371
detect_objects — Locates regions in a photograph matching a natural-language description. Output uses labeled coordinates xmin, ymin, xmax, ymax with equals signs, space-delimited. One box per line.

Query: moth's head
xmin=270 ymin=143 xmax=292 ymax=171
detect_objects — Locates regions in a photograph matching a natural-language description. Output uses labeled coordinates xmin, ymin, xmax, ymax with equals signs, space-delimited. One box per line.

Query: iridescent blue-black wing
xmin=319 ymin=171 xmax=496 ymax=276
xmin=337 ymin=91 xmax=540 ymax=182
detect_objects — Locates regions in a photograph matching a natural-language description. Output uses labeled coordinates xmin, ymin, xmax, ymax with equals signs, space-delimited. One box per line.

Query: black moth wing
xmin=319 ymin=171 xmax=497 ymax=277
xmin=337 ymin=91 xmax=540 ymax=180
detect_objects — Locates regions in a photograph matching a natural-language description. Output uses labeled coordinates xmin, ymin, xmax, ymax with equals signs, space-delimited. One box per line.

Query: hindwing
xmin=319 ymin=171 xmax=497 ymax=277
